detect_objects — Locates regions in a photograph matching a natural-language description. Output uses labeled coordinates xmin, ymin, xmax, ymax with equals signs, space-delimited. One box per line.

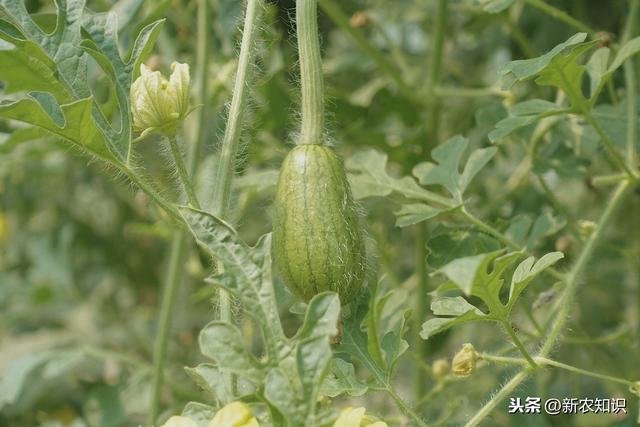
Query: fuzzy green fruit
xmin=272 ymin=144 xmax=366 ymax=304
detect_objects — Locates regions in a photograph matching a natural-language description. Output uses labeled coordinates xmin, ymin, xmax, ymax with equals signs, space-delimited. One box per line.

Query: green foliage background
xmin=1 ymin=0 xmax=639 ymax=426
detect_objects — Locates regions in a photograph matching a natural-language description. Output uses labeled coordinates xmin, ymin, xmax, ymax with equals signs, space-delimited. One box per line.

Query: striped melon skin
xmin=272 ymin=144 xmax=366 ymax=304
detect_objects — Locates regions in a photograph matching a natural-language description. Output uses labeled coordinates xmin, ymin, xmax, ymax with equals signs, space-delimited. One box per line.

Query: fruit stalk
xmin=296 ymin=0 xmax=324 ymax=145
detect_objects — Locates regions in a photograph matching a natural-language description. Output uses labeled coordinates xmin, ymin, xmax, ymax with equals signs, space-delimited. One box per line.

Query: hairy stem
xmin=465 ymin=371 xmax=531 ymax=427
xmin=481 ymin=353 xmax=637 ymax=387
xmin=168 ymin=135 xmax=200 ymax=208
xmin=387 ymin=387 xmax=430 ymax=427
xmin=538 ymin=357 xmax=637 ymax=387
xmin=213 ymin=0 xmax=262 ymax=212
xmin=296 ymin=0 xmax=324 ymax=145
xmin=121 ymin=163 xmax=180 ymax=220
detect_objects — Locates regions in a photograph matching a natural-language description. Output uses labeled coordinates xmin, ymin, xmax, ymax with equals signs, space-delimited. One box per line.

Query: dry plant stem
xmin=464 ymin=180 xmax=631 ymax=427
xmin=212 ymin=0 xmax=262 ymax=395
xmin=524 ymin=0 xmax=596 ymax=35
xmin=148 ymin=0 xmax=209 ymax=423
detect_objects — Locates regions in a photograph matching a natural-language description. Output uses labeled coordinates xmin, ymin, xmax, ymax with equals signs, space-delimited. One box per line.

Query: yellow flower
xmin=208 ymin=401 xmax=259 ymax=427
xmin=333 ymin=407 xmax=387 ymax=427
xmin=131 ymin=62 xmax=190 ymax=136
xmin=160 ymin=416 xmax=199 ymax=427
xmin=451 ymin=343 xmax=479 ymax=377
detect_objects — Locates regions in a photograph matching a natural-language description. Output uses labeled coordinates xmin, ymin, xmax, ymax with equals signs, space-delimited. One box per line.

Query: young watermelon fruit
xmin=272 ymin=144 xmax=366 ymax=304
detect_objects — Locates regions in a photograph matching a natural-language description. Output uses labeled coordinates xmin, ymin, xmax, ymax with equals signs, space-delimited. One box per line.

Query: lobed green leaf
xmin=500 ymin=33 xmax=587 ymax=88
xmin=199 ymin=321 xmax=266 ymax=384
xmin=346 ymin=149 xmax=452 ymax=206
xmin=508 ymin=252 xmax=564 ymax=308
xmin=413 ymin=135 xmax=497 ymax=200
xmin=322 ymin=359 xmax=368 ymax=398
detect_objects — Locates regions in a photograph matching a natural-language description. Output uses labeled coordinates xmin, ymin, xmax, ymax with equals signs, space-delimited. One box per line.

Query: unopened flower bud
xmin=160 ymin=416 xmax=199 ymax=427
xmin=577 ymin=220 xmax=596 ymax=238
xmin=432 ymin=358 xmax=450 ymax=379
xmin=131 ymin=62 xmax=191 ymax=136
xmin=452 ymin=343 xmax=478 ymax=377
xmin=208 ymin=401 xmax=259 ymax=427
